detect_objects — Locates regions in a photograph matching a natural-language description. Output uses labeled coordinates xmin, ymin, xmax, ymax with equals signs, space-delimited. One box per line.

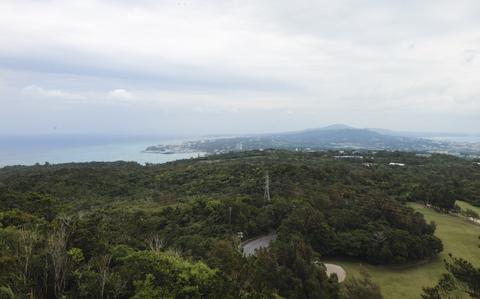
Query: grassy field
xmin=327 ymin=202 xmax=480 ymax=299
xmin=457 ymin=200 xmax=480 ymax=216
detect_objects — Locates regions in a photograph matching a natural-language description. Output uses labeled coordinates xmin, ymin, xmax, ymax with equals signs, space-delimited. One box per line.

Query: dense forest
xmin=1 ymin=150 xmax=479 ymax=298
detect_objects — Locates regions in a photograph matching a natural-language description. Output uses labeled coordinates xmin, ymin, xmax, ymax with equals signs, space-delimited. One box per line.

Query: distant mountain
xmin=312 ymin=124 xmax=355 ymax=131
xmin=265 ymin=126 xmax=434 ymax=150
xmin=367 ymin=127 xmax=403 ymax=136
xmin=145 ymin=125 xmax=480 ymax=156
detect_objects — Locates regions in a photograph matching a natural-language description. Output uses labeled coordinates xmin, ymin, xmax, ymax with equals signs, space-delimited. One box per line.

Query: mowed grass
xmin=456 ymin=200 xmax=480 ymax=216
xmin=327 ymin=202 xmax=480 ymax=299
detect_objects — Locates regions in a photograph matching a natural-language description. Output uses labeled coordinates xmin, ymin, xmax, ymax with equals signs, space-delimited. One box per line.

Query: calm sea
xmin=0 ymin=135 xmax=203 ymax=167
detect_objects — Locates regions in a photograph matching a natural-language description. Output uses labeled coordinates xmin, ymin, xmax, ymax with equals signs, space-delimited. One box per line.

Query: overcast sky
xmin=1 ymin=0 xmax=480 ymax=135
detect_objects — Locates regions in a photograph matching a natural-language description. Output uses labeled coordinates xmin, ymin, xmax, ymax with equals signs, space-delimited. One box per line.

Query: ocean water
xmin=0 ymin=135 xmax=202 ymax=167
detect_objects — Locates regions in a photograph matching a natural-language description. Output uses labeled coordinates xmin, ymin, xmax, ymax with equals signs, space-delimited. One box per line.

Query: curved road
xmin=241 ymin=234 xmax=346 ymax=282
xmin=241 ymin=233 xmax=277 ymax=256
xmin=324 ymin=263 xmax=346 ymax=282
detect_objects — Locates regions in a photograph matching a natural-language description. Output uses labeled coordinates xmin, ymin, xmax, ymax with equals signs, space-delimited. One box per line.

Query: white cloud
xmin=1 ymin=1 xmax=480 ymax=134
xmin=20 ymin=85 xmax=138 ymax=105
xmin=108 ymin=89 xmax=134 ymax=100
xmin=21 ymin=85 xmax=85 ymax=100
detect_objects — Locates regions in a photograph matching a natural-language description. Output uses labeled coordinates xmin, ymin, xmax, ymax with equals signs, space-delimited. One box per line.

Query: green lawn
xmin=457 ymin=200 xmax=480 ymax=216
xmin=327 ymin=202 xmax=480 ymax=299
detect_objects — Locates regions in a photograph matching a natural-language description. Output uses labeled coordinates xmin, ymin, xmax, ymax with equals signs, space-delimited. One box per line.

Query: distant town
xmin=145 ymin=125 xmax=480 ymax=159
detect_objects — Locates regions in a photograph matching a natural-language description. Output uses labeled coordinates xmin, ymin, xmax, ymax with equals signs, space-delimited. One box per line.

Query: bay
xmin=0 ymin=135 xmax=202 ymax=167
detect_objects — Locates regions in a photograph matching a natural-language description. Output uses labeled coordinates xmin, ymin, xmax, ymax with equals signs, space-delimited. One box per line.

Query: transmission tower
xmin=264 ymin=171 xmax=271 ymax=201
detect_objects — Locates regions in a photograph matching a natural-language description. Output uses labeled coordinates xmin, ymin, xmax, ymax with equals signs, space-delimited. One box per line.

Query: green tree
xmin=342 ymin=269 xmax=383 ymax=299
xmin=422 ymin=253 xmax=480 ymax=298
xmin=113 ymin=249 xmax=222 ymax=298
xmin=131 ymin=274 xmax=165 ymax=299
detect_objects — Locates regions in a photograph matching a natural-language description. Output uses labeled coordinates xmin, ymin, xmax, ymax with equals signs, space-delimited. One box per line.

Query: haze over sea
xmin=0 ymin=135 xmax=202 ymax=167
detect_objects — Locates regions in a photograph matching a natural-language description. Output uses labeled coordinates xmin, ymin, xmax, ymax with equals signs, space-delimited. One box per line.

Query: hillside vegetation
xmin=1 ymin=150 xmax=479 ymax=298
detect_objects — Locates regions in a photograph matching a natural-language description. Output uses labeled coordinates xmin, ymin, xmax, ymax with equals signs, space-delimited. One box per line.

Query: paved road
xmin=467 ymin=216 xmax=480 ymax=224
xmin=242 ymin=234 xmax=347 ymax=282
xmin=324 ymin=263 xmax=346 ymax=282
xmin=241 ymin=233 xmax=277 ymax=256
